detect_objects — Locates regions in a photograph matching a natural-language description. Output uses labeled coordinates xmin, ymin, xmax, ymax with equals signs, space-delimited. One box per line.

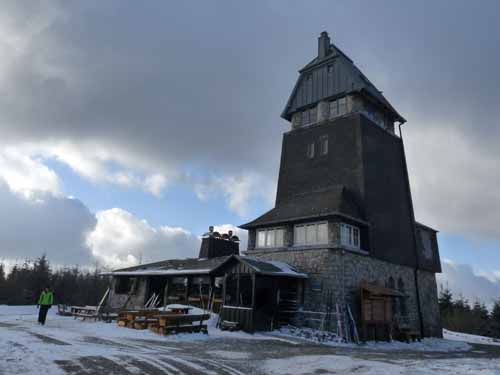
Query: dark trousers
xmin=38 ymin=305 xmax=50 ymax=325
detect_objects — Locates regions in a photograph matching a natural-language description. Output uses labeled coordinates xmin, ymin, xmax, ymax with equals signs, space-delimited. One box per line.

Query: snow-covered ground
xmin=1 ymin=305 xmax=500 ymax=374
xmin=444 ymin=328 xmax=500 ymax=347
xmin=277 ymin=325 xmax=472 ymax=352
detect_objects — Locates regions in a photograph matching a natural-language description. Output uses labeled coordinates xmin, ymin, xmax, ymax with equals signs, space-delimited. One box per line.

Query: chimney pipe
xmin=318 ymin=31 xmax=330 ymax=59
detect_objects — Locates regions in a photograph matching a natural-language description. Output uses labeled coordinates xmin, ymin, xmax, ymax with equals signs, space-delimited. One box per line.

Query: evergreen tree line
xmin=0 ymin=255 xmax=109 ymax=306
xmin=439 ymin=286 xmax=500 ymax=338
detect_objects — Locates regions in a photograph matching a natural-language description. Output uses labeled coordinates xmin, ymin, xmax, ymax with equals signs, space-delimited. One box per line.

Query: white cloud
xmin=437 ymin=259 xmax=500 ymax=307
xmin=85 ymin=208 xmax=200 ymax=269
xmin=0 ymin=146 xmax=60 ymax=198
xmin=0 ymin=140 xmax=175 ymax=198
xmin=195 ymin=173 xmax=275 ymax=218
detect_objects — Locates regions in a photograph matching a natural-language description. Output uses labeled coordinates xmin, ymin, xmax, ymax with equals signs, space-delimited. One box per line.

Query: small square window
xmin=307 ymin=142 xmax=315 ymax=159
xmin=266 ymin=230 xmax=275 ymax=247
xmin=330 ymin=100 xmax=338 ymax=118
xmin=340 ymin=223 xmax=361 ymax=249
xmin=257 ymin=230 xmax=266 ymax=248
xmin=306 ymin=224 xmax=316 ymax=244
xmin=275 ymin=229 xmax=285 ymax=247
xmin=301 ymin=110 xmax=310 ymax=125
xmin=320 ymin=135 xmax=328 ymax=155
xmin=294 ymin=226 xmax=305 ymax=245
xmin=317 ymin=223 xmax=328 ymax=243
xmin=338 ymin=97 xmax=347 ymax=116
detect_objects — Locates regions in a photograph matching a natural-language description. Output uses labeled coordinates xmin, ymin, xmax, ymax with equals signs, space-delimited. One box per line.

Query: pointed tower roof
xmin=281 ymin=32 xmax=405 ymax=124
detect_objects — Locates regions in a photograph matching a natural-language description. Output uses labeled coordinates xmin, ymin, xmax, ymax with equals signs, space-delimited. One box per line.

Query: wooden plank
xmin=163 ymin=324 xmax=208 ymax=335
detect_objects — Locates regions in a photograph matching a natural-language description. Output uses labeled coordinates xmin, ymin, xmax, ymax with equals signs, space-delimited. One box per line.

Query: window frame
xmin=329 ymin=100 xmax=339 ymax=118
xmin=307 ymin=141 xmax=315 ymax=159
xmin=256 ymin=227 xmax=285 ymax=249
xmin=301 ymin=106 xmax=318 ymax=127
xmin=294 ymin=221 xmax=329 ymax=246
xmin=338 ymin=97 xmax=348 ymax=116
xmin=319 ymin=135 xmax=328 ymax=156
xmin=340 ymin=223 xmax=361 ymax=249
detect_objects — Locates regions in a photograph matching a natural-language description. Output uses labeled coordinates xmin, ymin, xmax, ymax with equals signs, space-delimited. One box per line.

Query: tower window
xmin=329 ymin=100 xmax=338 ymax=118
xmin=307 ymin=142 xmax=315 ymax=159
xmin=340 ymin=223 xmax=360 ymax=249
xmin=256 ymin=227 xmax=285 ymax=248
xmin=320 ymin=135 xmax=328 ymax=155
xmin=301 ymin=106 xmax=317 ymax=126
xmin=338 ymin=97 xmax=347 ymax=116
xmin=294 ymin=222 xmax=328 ymax=246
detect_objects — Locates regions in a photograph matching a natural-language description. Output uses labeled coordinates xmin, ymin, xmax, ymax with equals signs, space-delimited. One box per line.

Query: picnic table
xmin=165 ymin=304 xmax=193 ymax=314
xmin=152 ymin=313 xmax=210 ymax=335
xmin=71 ymin=306 xmax=98 ymax=320
xmin=117 ymin=309 xmax=160 ymax=328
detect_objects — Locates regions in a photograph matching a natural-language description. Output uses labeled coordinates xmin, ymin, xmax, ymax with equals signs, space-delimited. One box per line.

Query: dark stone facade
xmin=248 ymin=247 xmax=442 ymax=337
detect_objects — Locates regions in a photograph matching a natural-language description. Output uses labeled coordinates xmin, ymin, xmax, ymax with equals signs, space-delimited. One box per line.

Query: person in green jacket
xmin=37 ymin=287 xmax=54 ymax=325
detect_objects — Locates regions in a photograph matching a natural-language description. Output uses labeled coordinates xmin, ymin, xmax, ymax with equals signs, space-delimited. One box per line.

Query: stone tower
xmin=241 ymin=32 xmax=442 ymax=337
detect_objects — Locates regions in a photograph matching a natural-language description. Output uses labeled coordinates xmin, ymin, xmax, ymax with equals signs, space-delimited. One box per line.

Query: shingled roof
xmin=240 ymin=185 xmax=366 ymax=229
xmin=106 ymin=256 xmax=230 ymax=276
xmin=281 ymin=32 xmax=405 ymax=124
xmin=212 ymin=255 xmax=307 ymax=278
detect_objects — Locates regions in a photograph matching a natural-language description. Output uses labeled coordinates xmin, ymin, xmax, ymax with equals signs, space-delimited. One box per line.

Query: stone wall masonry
xmin=249 ymin=247 xmax=441 ymax=336
xmin=417 ymin=270 xmax=443 ymax=337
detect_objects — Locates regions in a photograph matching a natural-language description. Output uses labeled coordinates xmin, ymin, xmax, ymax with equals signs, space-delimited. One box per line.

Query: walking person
xmin=37 ymin=287 xmax=54 ymax=325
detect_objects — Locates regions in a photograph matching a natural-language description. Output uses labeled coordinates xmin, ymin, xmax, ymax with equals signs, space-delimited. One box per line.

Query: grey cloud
xmin=0 ymin=1 xmax=498 ymax=239
xmin=0 ymin=183 xmax=96 ymax=265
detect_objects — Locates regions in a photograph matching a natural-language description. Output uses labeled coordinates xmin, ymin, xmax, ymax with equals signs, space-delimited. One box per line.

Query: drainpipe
xmin=398 ymin=122 xmax=425 ymax=338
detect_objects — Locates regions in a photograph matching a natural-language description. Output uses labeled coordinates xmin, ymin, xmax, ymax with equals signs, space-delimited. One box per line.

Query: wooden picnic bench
xmin=57 ymin=304 xmax=73 ymax=316
xmin=117 ymin=310 xmax=160 ymax=328
xmin=151 ymin=313 xmax=210 ymax=335
xmin=71 ymin=306 xmax=99 ymax=320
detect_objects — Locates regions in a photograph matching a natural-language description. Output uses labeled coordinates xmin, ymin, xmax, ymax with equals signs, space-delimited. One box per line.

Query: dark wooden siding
xmin=288 ymin=57 xmax=353 ymax=113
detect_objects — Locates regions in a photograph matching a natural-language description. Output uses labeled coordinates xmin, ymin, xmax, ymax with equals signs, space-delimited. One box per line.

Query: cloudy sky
xmin=0 ymin=1 xmax=499 ymax=304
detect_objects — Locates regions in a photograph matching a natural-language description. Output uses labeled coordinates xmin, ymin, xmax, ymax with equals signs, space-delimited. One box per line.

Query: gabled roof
xmin=240 ymin=185 xmax=366 ymax=229
xmin=281 ymin=40 xmax=405 ymax=123
xmin=212 ymin=255 xmax=307 ymax=278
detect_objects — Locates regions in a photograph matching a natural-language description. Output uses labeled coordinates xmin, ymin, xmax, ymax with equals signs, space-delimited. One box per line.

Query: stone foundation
xmin=248 ymin=247 xmax=441 ymax=337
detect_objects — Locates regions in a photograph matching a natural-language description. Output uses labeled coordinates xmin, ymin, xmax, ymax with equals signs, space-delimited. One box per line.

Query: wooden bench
xmin=117 ymin=310 xmax=163 ymax=329
xmin=57 ymin=304 xmax=73 ymax=317
xmin=71 ymin=306 xmax=99 ymax=320
xmin=153 ymin=313 xmax=210 ymax=335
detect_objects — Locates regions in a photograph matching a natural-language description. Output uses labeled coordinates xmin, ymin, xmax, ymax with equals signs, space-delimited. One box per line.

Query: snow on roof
xmin=239 ymin=257 xmax=307 ymax=278
xmin=102 ymin=269 xmax=211 ymax=276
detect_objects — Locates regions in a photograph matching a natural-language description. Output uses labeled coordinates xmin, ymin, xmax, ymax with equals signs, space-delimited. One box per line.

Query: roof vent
xmin=318 ymin=31 xmax=330 ymax=59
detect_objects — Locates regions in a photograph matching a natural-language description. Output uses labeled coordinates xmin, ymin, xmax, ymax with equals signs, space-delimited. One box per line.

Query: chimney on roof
xmin=318 ymin=31 xmax=330 ymax=59
xmin=199 ymin=226 xmax=240 ymax=259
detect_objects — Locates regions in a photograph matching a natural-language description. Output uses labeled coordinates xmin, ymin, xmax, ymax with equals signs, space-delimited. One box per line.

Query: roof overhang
xmin=102 ymin=269 xmax=211 ymax=277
